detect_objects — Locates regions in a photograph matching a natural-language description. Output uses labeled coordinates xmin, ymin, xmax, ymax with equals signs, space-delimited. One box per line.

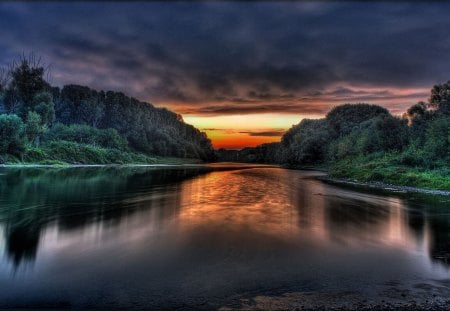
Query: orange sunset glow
xmin=183 ymin=113 xmax=317 ymax=149
xmin=173 ymin=85 xmax=429 ymax=149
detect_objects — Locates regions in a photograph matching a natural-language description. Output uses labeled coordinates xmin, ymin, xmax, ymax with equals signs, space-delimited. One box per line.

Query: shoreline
xmin=318 ymin=175 xmax=450 ymax=196
xmin=0 ymin=163 xmax=194 ymax=168
xmin=0 ymin=162 xmax=275 ymax=169
xmin=2 ymin=161 xmax=449 ymax=197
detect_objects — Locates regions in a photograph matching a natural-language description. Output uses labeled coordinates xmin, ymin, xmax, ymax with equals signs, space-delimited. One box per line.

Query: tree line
xmin=0 ymin=55 xmax=215 ymax=163
xmin=217 ymin=81 xmax=450 ymax=171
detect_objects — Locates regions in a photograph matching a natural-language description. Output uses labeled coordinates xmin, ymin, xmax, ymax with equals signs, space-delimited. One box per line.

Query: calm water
xmin=0 ymin=165 xmax=449 ymax=309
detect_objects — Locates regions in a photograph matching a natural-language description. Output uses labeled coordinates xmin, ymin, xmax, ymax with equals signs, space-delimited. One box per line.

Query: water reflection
xmin=0 ymin=167 xmax=209 ymax=267
xmin=0 ymin=166 xmax=449 ymax=309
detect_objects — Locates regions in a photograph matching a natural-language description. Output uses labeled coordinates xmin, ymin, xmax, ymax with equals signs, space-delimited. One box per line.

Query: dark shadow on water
xmin=318 ymin=179 xmax=450 ymax=267
xmin=4 ymin=224 xmax=40 ymax=267
xmin=0 ymin=166 xmax=210 ymax=267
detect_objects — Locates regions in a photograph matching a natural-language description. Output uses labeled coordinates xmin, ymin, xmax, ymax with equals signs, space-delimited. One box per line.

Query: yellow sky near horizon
xmin=156 ymin=85 xmax=431 ymax=150
xmin=183 ymin=113 xmax=321 ymax=149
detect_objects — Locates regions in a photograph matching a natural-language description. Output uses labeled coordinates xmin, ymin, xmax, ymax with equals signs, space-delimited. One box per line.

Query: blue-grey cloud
xmin=0 ymin=1 xmax=449 ymax=115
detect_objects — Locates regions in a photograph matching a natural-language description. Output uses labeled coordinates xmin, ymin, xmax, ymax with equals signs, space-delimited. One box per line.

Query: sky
xmin=1 ymin=1 xmax=450 ymax=149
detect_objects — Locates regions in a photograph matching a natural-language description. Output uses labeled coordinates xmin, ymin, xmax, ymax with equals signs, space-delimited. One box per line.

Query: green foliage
xmin=25 ymin=111 xmax=43 ymax=144
xmin=328 ymin=114 xmax=409 ymax=161
xmin=326 ymin=103 xmax=389 ymax=137
xmin=44 ymin=123 xmax=129 ymax=150
xmin=24 ymin=92 xmax=55 ymax=146
xmin=0 ymin=114 xmax=26 ymax=157
xmin=54 ymin=84 xmax=214 ymax=160
xmin=0 ymin=55 xmax=214 ymax=163
xmin=281 ymin=119 xmax=330 ymax=164
xmin=429 ymin=81 xmax=450 ymax=115
xmin=32 ymin=141 xmax=155 ymax=164
xmin=397 ymin=144 xmax=428 ymax=167
xmin=403 ymin=102 xmax=434 ymax=146
xmin=32 ymin=92 xmax=55 ymax=126
xmin=4 ymin=56 xmax=50 ymax=116
xmin=330 ymin=154 xmax=450 ymax=190
xmin=239 ymin=81 xmax=450 ymax=190
xmin=275 ymin=96 xmax=448 ymax=190
xmin=424 ymin=116 xmax=450 ymax=162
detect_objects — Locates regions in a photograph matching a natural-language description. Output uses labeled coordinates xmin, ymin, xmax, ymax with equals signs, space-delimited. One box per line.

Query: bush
xmin=44 ymin=123 xmax=128 ymax=150
xmin=37 ymin=141 xmax=156 ymax=164
xmin=328 ymin=115 xmax=408 ymax=161
xmin=424 ymin=116 xmax=450 ymax=162
xmin=25 ymin=111 xmax=43 ymax=144
xmin=0 ymin=114 xmax=26 ymax=157
xmin=398 ymin=144 xmax=428 ymax=167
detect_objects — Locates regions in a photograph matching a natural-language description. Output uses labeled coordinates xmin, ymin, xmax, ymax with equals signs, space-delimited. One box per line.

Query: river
xmin=0 ymin=164 xmax=449 ymax=309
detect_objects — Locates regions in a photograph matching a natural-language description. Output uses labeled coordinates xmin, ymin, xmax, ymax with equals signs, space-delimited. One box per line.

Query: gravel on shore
xmin=318 ymin=175 xmax=450 ymax=197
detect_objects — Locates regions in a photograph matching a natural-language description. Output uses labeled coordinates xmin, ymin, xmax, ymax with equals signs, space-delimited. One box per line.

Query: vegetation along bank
xmin=217 ymin=82 xmax=450 ymax=191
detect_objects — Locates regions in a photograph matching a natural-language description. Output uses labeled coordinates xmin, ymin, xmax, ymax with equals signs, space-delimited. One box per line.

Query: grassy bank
xmin=0 ymin=141 xmax=203 ymax=166
xmin=329 ymin=153 xmax=450 ymax=191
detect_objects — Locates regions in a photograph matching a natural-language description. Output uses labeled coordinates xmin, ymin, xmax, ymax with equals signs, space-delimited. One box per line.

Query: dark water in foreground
xmin=0 ymin=165 xmax=449 ymax=309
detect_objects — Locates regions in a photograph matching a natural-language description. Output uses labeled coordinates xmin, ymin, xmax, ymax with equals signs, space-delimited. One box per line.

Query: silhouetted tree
xmin=4 ymin=54 xmax=50 ymax=117
xmin=429 ymin=81 xmax=450 ymax=115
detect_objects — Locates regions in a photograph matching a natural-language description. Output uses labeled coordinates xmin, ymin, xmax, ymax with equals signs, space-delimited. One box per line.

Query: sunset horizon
xmin=1 ymin=1 xmax=450 ymax=310
xmin=1 ymin=2 xmax=447 ymax=149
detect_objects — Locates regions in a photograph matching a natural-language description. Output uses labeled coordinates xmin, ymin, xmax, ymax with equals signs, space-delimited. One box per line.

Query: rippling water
xmin=0 ymin=165 xmax=449 ymax=309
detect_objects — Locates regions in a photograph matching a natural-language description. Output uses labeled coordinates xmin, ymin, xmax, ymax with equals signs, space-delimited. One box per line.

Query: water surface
xmin=0 ymin=165 xmax=449 ymax=309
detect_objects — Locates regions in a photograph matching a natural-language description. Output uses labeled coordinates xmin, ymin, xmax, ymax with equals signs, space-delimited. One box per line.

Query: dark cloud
xmin=0 ymin=2 xmax=449 ymax=115
xmin=180 ymin=102 xmax=331 ymax=115
xmin=201 ymin=128 xmax=285 ymax=137
xmin=239 ymin=130 xmax=286 ymax=137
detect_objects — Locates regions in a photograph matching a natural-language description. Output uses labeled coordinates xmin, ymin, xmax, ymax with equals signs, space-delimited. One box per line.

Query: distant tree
xmin=329 ymin=114 xmax=408 ymax=161
xmin=361 ymin=115 xmax=409 ymax=152
xmin=281 ymin=119 xmax=330 ymax=164
xmin=403 ymin=101 xmax=434 ymax=146
xmin=0 ymin=114 xmax=26 ymax=158
xmin=4 ymin=55 xmax=50 ymax=116
xmin=429 ymin=81 xmax=450 ymax=115
xmin=326 ymin=103 xmax=389 ymax=137
xmin=32 ymin=92 xmax=55 ymax=126
xmin=79 ymin=98 xmax=104 ymax=127
xmin=0 ymin=93 xmax=5 ymax=114
xmin=0 ymin=67 xmax=9 ymax=94
xmin=405 ymin=102 xmax=427 ymax=123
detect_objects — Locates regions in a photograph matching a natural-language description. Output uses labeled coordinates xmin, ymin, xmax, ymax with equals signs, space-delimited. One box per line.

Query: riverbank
xmin=319 ymin=175 xmax=450 ymax=196
xmin=1 ymin=158 xmax=203 ymax=167
xmin=329 ymin=156 xmax=450 ymax=192
xmin=0 ymin=142 xmax=203 ymax=166
xmin=284 ymin=161 xmax=450 ymax=195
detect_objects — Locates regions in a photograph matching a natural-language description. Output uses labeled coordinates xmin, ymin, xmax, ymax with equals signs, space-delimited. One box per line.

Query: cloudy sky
xmin=1 ymin=1 xmax=450 ymax=148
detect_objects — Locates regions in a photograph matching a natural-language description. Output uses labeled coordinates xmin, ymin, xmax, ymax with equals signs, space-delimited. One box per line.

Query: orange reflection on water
xmin=176 ymin=168 xmax=427 ymax=251
xmin=177 ymin=168 xmax=303 ymax=239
